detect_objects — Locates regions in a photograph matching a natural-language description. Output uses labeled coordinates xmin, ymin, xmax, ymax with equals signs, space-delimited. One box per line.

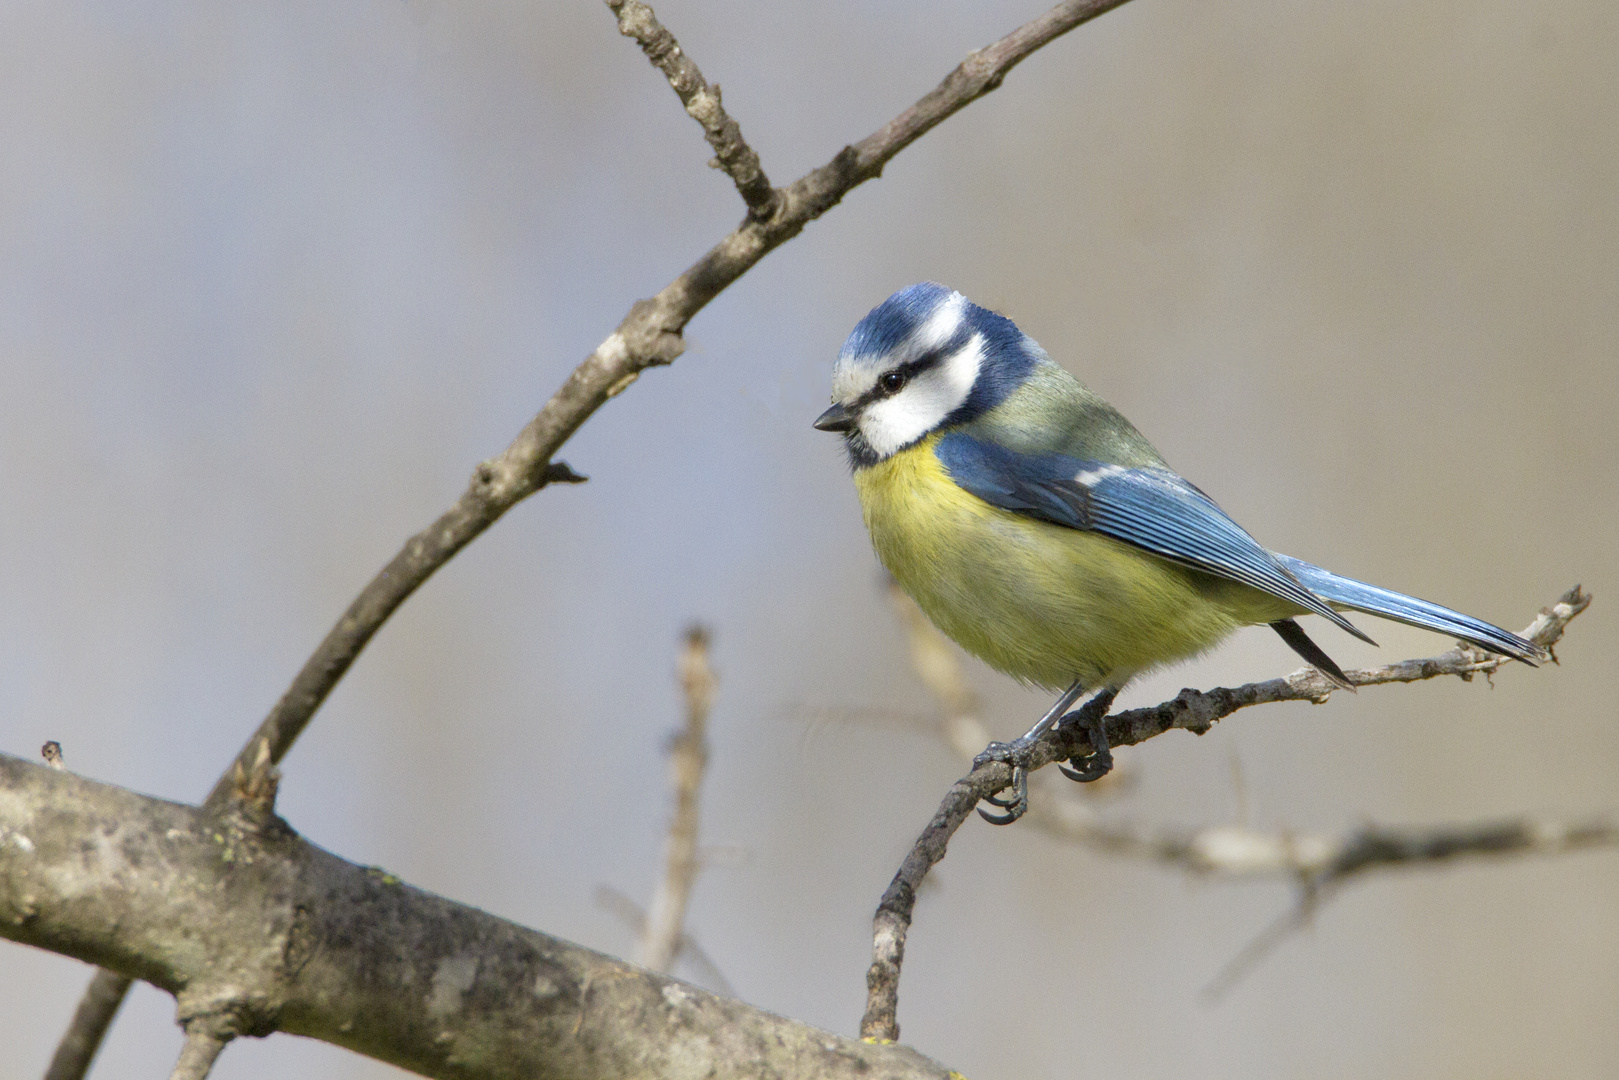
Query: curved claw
xmin=1057 ymin=714 xmax=1115 ymax=783
xmin=978 ymin=765 xmax=1028 ymax=824
xmin=1058 ymin=751 xmax=1113 ymax=783
xmin=977 ymin=804 xmax=1023 ymax=826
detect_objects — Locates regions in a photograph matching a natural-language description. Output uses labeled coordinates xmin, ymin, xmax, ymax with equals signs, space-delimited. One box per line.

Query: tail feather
xmin=1270 ymin=618 xmax=1355 ymax=689
xmin=1274 ymin=554 xmax=1547 ymax=664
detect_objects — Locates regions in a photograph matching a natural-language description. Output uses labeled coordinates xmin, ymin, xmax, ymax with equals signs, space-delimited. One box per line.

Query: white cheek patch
xmin=857 ymin=333 xmax=984 ymax=459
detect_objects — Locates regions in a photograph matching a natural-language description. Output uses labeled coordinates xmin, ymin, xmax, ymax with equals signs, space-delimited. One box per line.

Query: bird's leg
xmin=974 ymin=679 xmax=1087 ymax=824
xmin=1057 ymin=686 xmax=1118 ymax=783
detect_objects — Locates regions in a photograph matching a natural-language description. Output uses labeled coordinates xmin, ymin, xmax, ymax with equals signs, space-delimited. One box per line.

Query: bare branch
xmin=639 ymin=626 xmax=716 ymax=974
xmin=860 ymin=587 xmax=1592 ymax=1042
xmin=1090 ymin=586 xmax=1589 ymax=760
xmin=55 ymin=0 xmax=1143 ymax=1062
xmin=607 ymin=0 xmax=777 ymax=220
xmin=168 ymin=1029 xmax=229 ymax=1080
xmin=0 ymin=754 xmax=952 ymax=1080
xmin=888 ymin=582 xmax=1611 ymax=883
xmin=1203 ymin=814 xmax=1619 ymax=1000
xmin=43 ymin=971 xmax=131 ymax=1080
xmin=205 ymin=0 xmax=1138 ymax=810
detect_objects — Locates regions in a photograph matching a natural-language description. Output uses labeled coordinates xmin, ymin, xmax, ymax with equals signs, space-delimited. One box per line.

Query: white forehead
xmin=831 ymin=291 xmax=968 ymax=403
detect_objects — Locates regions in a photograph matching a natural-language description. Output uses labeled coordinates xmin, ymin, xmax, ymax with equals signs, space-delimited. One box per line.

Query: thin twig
xmin=53 ymin=0 xmax=1141 ymax=1064
xmin=888 ymin=582 xmax=1609 ymax=882
xmin=42 ymin=971 xmax=132 ymax=1080
xmin=167 ymin=1029 xmax=228 ymax=1080
xmin=639 ymin=626 xmax=716 ymax=974
xmin=608 ymin=1 xmax=777 ymax=220
xmin=860 ymin=586 xmax=1591 ymax=1041
xmin=205 ymin=0 xmax=1139 ymax=807
xmin=1203 ymin=814 xmax=1619 ymax=1000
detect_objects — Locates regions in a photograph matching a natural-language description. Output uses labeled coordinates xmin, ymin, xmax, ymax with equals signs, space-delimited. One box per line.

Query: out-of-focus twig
xmin=43 ymin=970 xmax=131 ymax=1080
xmin=595 ymin=885 xmax=734 ymax=996
xmin=1200 ymin=814 xmax=1619 ymax=1000
xmin=639 ymin=626 xmax=717 ymax=975
xmin=862 ymin=586 xmax=1593 ymax=1041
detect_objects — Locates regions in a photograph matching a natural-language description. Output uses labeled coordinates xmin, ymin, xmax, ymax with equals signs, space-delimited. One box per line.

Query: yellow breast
xmin=853 ymin=435 xmax=1287 ymax=690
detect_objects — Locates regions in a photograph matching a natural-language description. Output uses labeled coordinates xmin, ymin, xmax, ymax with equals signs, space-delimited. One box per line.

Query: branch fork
xmin=861 ymin=586 xmax=1592 ymax=1042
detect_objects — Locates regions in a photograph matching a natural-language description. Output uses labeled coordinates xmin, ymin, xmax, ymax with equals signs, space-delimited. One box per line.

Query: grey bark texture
xmin=0 ymin=754 xmax=950 ymax=1080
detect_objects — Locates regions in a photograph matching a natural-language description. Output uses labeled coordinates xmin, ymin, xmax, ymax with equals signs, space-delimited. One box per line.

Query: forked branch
xmin=45 ymin=0 xmax=1141 ymax=1073
xmin=860 ymin=587 xmax=1592 ymax=1042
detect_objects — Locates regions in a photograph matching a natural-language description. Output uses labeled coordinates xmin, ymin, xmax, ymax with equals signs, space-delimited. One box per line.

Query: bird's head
xmin=814 ymin=283 xmax=1042 ymax=467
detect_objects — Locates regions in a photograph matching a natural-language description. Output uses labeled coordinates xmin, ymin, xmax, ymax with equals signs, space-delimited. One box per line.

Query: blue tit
xmin=814 ymin=282 xmax=1545 ymax=822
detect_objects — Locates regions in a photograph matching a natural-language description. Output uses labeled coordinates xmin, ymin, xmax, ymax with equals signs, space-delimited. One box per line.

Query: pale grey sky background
xmin=1 ymin=2 xmax=1615 ymax=1077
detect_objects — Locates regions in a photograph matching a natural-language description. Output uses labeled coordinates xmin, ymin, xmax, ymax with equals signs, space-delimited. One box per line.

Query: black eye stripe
xmin=856 ymin=353 xmax=945 ymax=406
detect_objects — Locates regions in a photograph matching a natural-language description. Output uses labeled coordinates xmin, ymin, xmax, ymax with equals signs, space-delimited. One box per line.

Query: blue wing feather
xmin=935 ymin=433 xmax=1373 ymax=642
xmin=1274 ymin=555 xmax=1545 ymax=663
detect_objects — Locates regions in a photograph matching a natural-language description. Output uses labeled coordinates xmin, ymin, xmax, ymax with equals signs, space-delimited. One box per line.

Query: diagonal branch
xmin=860 ymin=586 xmax=1591 ymax=1042
xmin=51 ymin=0 xmax=1142 ymax=1069
xmin=43 ymin=970 xmax=130 ymax=1080
xmin=208 ymin=0 xmax=1141 ymax=816
xmin=608 ymin=0 xmax=777 ymax=219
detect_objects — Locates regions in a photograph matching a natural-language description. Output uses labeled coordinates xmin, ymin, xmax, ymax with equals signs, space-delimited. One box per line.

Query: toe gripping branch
xmin=975 ymin=690 xmax=1118 ymax=825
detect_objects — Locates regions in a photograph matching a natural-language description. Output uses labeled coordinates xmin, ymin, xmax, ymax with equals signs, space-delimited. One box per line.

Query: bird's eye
xmin=879 ymin=370 xmax=907 ymax=394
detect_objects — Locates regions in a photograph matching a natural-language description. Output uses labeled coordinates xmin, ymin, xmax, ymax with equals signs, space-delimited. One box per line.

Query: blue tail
xmin=1275 ymin=555 xmax=1546 ymax=664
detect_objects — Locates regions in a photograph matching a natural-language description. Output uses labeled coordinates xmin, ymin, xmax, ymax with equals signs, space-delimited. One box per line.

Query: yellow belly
xmin=854 ymin=435 xmax=1294 ymax=690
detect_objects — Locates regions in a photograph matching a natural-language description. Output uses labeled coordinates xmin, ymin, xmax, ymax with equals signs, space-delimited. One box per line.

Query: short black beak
xmin=813 ymin=402 xmax=856 ymax=433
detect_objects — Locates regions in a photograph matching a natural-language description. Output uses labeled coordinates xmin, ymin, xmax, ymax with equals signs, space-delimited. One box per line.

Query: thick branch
xmin=860 ymin=587 xmax=1591 ymax=1041
xmin=0 ymin=755 xmax=950 ymax=1080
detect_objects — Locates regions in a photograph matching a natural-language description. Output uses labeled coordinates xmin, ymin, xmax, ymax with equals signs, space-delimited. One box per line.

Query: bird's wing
xmin=1273 ymin=554 xmax=1546 ymax=663
xmin=934 ymin=432 xmax=1374 ymax=643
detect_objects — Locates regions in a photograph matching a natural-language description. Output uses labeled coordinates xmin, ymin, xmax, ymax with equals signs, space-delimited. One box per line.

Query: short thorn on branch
xmin=227 ymin=737 xmax=281 ymax=825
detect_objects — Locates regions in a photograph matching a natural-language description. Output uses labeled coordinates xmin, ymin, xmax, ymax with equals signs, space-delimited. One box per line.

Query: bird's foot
xmin=972 ymin=737 xmax=1044 ymax=825
xmin=1056 ymin=712 xmax=1113 ymax=783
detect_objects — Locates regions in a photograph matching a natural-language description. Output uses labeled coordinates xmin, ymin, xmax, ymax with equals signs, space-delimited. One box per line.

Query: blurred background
xmin=1 ymin=1 xmax=1615 ymax=1077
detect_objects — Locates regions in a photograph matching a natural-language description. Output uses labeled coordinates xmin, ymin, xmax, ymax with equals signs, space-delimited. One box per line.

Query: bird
xmin=813 ymin=282 xmax=1545 ymax=823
